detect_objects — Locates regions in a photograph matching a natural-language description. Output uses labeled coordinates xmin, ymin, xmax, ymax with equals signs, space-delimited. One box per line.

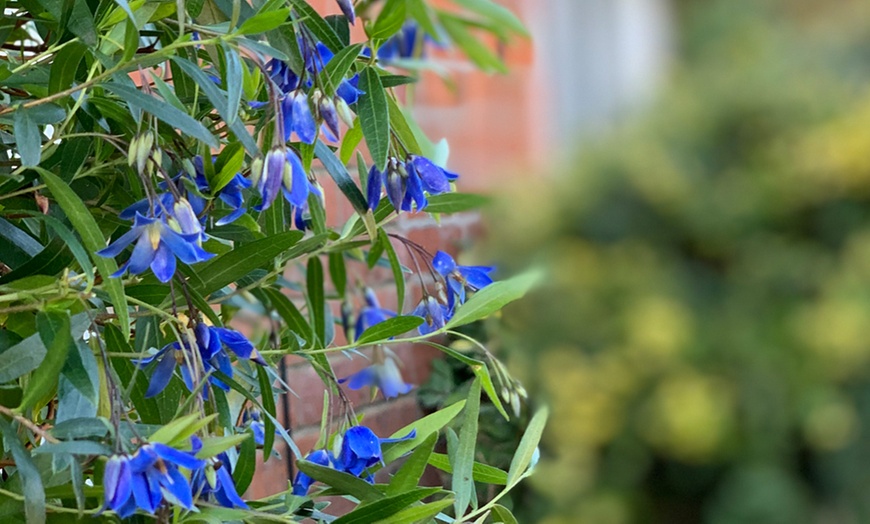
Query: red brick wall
xmin=247 ymin=0 xmax=537 ymax=499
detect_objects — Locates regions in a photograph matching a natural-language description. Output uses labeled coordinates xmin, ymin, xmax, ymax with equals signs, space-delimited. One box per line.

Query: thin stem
xmin=0 ymin=405 xmax=60 ymax=443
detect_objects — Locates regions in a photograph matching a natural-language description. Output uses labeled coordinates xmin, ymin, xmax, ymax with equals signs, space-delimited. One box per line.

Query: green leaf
xmin=14 ymin=211 xmax=95 ymax=286
xmin=315 ymin=140 xmax=368 ymax=215
xmin=295 ymin=459 xmax=383 ymax=502
xmin=386 ymin=97 xmax=422 ymax=156
xmin=380 ymin=74 xmax=418 ymax=88
xmin=149 ymin=413 xmax=218 ymax=447
xmin=370 ymin=0 xmax=407 ymax=39
xmin=507 ymin=406 xmax=548 ymax=485
xmin=373 ymin=498 xmax=455 ymax=524
xmin=423 ymin=341 xmax=509 ymax=420
xmin=451 ymin=0 xmax=529 ymax=37
xmin=357 ymin=68 xmax=390 ymax=171
xmin=439 ymin=14 xmax=507 ymax=73
xmin=0 ymin=218 xmax=42 ymax=257
xmin=307 ymin=256 xmax=326 ymax=345
xmin=381 ymin=231 xmax=405 ymax=312
xmin=256 ymin=365 xmax=277 ymax=457
xmin=356 ymin=316 xmax=423 ymax=346
xmin=425 ymin=192 xmax=489 ymax=214
xmin=383 ymin=400 xmax=466 ymax=463
xmin=0 ymin=417 xmax=44 ymax=524
xmin=50 ymin=418 xmax=110 ymax=440
xmin=17 ymin=311 xmax=74 ymax=412
xmin=38 ymin=169 xmax=130 ymax=337
xmin=65 ymin=0 xmax=98 ymax=46
xmin=446 ymin=269 xmax=543 ymax=329
xmin=32 ymin=441 xmax=111 ymax=456
xmin=387 ymin=432 xmax=437 ymax=495
xmin=0 ymin=328 xmax=45 ymax=383
xmin=340 ymin=118 xmax=364 ymax=165
xmin=170 ymin=58 xmax=258 ymax=155
xmin=322 ymin=43 xmax=364 ymax=97
xmin=453 ymin=378 xmax=481 ymax=516
xmin=211 ymin=142 xmax=245 ymax=192
xmin=407 ymin=0 xmax=441 ymax=42
xmin=122 ymin=19 xmax=139 ymax=63
xmin=14 ymin=107 xmax=41 ymax=167
xmin=491 ymin=504 xmax=520 ymax=524
xmin=233 ymin=428 xmax=257 ymax=493
xmin=333 ymin=488 xmax=441 ymax=524
xmin=102 ymin=82 xmax=219 ymax=148
xmin=287 ymin=0 xmax=343 ymax=52
xmin=221 ymin=42 xmax=243 ymax=126
xmin=112 ymin=0 xmax=137 ymax=23
xmin=262 ymin=287 xmax=312 ymax=347
xmin=48 ymin=42 xmax=86 ymax=95
xmin=195 ymin=230 xmax=304 ymax=295
xmin=427 ymin=453 xmax=507 ymax=485
xmin=236 ymin=7 xmax=289 ymax=34
xmin=195 ymin=433 xmax=251 ymax=459
xmin=328 ymin=252 xmax=347 ymax=297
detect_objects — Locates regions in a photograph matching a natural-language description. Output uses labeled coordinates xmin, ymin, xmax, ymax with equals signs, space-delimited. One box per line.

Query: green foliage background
xmin=489 ymin=0 xmax=870 ymax=522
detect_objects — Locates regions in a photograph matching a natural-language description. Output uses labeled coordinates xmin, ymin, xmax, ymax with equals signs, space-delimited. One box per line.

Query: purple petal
xmin=153 ymin=443 xmax=205 ymax=471
xmin=432 ymin=251 xmax=456 ymax=276
xmin=150 ymin=242 xmax=177 ymax=283
xmin=145 ymin=350 xmax=177 ymax=398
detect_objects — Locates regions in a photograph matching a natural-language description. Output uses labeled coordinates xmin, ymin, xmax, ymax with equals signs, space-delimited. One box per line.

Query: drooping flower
xmin=135 ymin=324 xmax=266 ymax=398
xmin=433 ymin=251 xmax=495 ymax=307
xmin=335 ymin=0 xmax=355 ymax=24
xmin=377 ymin=23 xmax=423 ymax=61
xmin=334 ymin=426 xmax=416 ymax=479
xmin=251 ymin=147 xmax=308 ymax=212
xmin=188 ymin=156 xmax=251 ymax=226
xmin=366 ymin=156 xmax=457 ymax=213
xmin=354 ymin=288 xmax=397 ymax=341
xmin=412 ymin=295 xmax=451 ymax=335
xmin=190 ymin=441 xmax=248 ymax=510
xmin=340 ymin=356 xmax=413 ymax=399
xmin=97 ymin=212 xmax=214 ymax=283
xmin=291 ymin=449 xmax=332 ymax=496
xmin=103 ymin=443 xmax=205 ymax=517
xmin=242 ymin=409 xmax=266 ymax=446
xmin=282 ymin=90 xmax=317 ymax=144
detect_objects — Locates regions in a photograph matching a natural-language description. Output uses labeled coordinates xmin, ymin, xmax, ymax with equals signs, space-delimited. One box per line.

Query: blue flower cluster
xmin=291 ymin=425 xmax=415 ymax=496
xmin=367 ymin=155 xmax=458 ymax=213
xmin=103 ymin=439 xmax=247 ymax=517
xmin=339 ymin=251 xmax=494 ymax=400
xmin=135 ymin=324 xmax=266 ymax=398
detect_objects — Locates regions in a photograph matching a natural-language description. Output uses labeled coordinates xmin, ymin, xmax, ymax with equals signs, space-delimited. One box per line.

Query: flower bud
xmin=249 ymin=157 xmax=263 ymax=187
xmin=319 ymin=96 xmax=340 ymax=138
xmin=172 ymin=198 xmax=202 ymax=238
xmin=136 ymin=132 xmax=154 ymax=174
xmin=127 ymin=135 xmax=139 ymax=167
xmin=335 ymin=96 xmax=355 ymax=128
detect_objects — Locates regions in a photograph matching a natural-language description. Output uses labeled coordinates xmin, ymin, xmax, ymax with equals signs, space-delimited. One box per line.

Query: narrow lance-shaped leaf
xmin=222 ymin=41 xmax=243 ymax=125
xmin=17 ymin=311 xmax=74 ymax=412
xmin=315 ymin=140 xmax=368 ymax=215
xmin=257 ymin=366 xmax=277 ymax=458
xmin=507 ymin=406 xmax=548 ymax=485
xmin=356 ymin=316 xmax=423 ymax=346
xmin=14 ymin=107 xmax=41 ymax=167
xmin=446 ymin=269 xmax=543 ymax=329
xmin=102 ymin=82 xmax=219 ymax=148
xmin=453 ymin=377 xmax=481 ymax=516
xmin=357 ymin=68 xmax=390 ymax=171
xmin=0 ymin=418 xmax=45 ymax=524
xmin=38 ymin=169 xmax=130 ymax=337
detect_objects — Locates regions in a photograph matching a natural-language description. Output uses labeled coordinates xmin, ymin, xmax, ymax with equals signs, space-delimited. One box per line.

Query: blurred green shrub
xmin=489 ymin=0 xmax=870 ymax=522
